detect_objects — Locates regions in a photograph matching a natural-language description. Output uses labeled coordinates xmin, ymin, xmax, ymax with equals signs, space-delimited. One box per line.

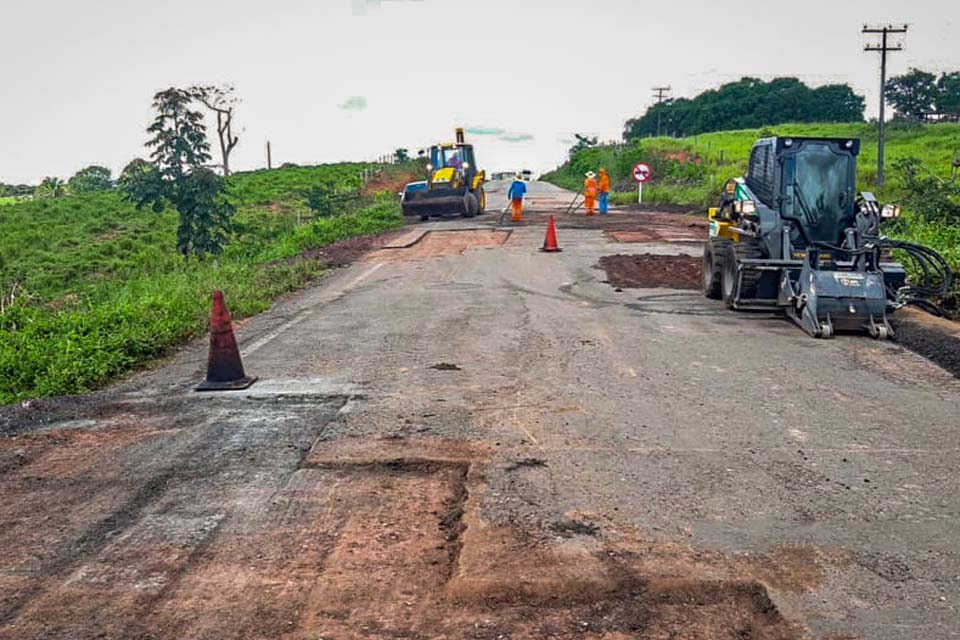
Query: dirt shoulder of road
xmin=891 ymin=307 xmax=960 ymax=378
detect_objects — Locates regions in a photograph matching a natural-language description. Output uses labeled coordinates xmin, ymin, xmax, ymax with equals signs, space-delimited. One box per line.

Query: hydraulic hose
xmin=879 ymin=238 xmax=955 ymax=316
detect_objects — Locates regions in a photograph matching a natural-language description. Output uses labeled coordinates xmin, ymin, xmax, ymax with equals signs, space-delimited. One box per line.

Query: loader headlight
xmin=845 ymin=140 xmax=855 ymax=149
xmin=426 ymin=164 xmax=434 ymax=171
xmin=462 ymin=162 xmax=470 ymax=170
xmin=735 ymin=199 xmax=757 ymax=215
xmin=881 ymin=204 xmax=902 ymax=219
xmin=784 ymin=138 xmax=794 ymax=148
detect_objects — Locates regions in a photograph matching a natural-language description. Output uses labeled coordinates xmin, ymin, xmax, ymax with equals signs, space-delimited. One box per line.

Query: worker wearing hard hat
xmin=598 ymin=168 xmax=611 ymax=215
xmin=584 ymin=171 xmax=598 ymax=216
xmin=507 ymin=172 xmax=527 ymax=222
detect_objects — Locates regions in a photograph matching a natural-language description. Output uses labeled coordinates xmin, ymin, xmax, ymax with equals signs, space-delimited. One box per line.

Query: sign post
xmin=632 ymin=162 xmax=652 ymax=204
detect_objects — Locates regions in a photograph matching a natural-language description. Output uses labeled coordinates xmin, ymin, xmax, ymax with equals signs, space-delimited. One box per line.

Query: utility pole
xmin=863 ymin=24 xmax=907 ymax=186
xmin=266 ymin=141 xmax=272 ymax=170
xmin=652 ymin=86 xmax=672 ymax=137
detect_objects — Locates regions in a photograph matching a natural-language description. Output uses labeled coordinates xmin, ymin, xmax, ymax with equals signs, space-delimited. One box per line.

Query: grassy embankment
xmin=0 ymin=163 xmax=410 ymax=405
xmin=542 ymin=122 xmax=960 ymax=303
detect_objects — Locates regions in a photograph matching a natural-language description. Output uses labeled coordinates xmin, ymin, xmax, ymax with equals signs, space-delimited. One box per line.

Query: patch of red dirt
xmin=0 ymin=421 xmax=814 ymax=640
xmin=608 ymin=223 xmax=704 ymax=243
xmin=361 ymin=167 xmax=423 ymax=197
xmin=661 ymin=151 xmax=700 ymax=164
xmin=298 ymin=227 xmax=413 ymax=267
xmin=367 ymin=230 xmax=511 ymax=262
xmin=599 ymin=254 xmax=702 ymax=290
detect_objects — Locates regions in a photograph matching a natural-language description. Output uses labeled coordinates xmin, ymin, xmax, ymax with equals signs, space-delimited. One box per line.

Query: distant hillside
xmin=543 ymin=122 xmax=960 ymax=206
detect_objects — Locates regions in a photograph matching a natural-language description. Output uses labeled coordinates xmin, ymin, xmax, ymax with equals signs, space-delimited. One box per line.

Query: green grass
xmin=544 ymin=122 xmax=960 ymax=207
xmin=0 ymin=196 xmax=20 ymax=207
xmin=0 ymin=163 xmax=405 ymax=405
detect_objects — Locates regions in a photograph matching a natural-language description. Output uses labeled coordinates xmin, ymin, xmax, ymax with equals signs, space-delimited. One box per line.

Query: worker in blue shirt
xmin=507 ymin=173 xmax=527 ymax=222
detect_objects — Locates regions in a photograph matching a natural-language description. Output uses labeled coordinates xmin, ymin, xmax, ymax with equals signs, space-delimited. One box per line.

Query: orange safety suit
xmin=584 ymin=176 xmax=599 ymax=215
xmin=511 ymin=197 xmax=524 ymax=222
xmin=598 ymin=170 xmax=611 ymax=214
xmin=598 ymin=170 xmax=611 ymax=193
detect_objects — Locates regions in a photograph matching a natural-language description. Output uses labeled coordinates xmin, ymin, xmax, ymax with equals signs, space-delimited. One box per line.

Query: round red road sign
xmin=632 ymin=162 xmax=652 ymax=183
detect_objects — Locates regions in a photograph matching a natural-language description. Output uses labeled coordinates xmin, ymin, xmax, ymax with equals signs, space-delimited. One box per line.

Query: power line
xmin=863 ymin=24 xmax=907 ymax=187
xmin=652 ymin=86 xmax=672 ymax=137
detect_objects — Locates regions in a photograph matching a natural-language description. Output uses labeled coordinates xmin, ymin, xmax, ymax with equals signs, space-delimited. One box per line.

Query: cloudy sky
xmin=1 ymin=0 xmax=958 ymax=184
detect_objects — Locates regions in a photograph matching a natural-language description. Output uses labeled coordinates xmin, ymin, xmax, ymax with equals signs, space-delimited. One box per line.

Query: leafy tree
xmin=936 ymin=72 xmax=960 ymax=115
xmin=885 ymin=69 xmax=939 ymax=120
xmin=147 ymin=88 xmax=211 ymax=180
xmin=894 ymin=157 xmax=960 ymax=225
xmin=35 ymin=177 xmax=66 ymax=199
xmin=623 ymin=77 xmax=865 ymax=139
xmin=123 ymin=88 xmax=235 ymax=259
xmin=118 ymin=158 xmax=165 ymax=210
xmin=189 ymin=84 xmax=240 ymax=176
xmin=810 ymin=84 xmax=867 ymax=122
xmin=67 ymin=165 xmax=113 ymax=194
xmin=173 ymin=168 xmax=235 ymax=257
xmin=570 ymin=134 xmax=598 ymax=156
xmin=395 ymin=148 xmax=410 ymax=163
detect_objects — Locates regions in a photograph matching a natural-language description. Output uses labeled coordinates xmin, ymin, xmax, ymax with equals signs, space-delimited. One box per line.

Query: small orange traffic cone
xmin=196 ymin=291 xmax=257 ymax=391
xmin=540 ymin=215 xmax=562 ymax=253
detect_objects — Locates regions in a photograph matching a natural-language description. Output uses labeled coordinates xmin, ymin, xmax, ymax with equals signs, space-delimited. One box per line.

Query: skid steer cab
xmin=402 ymin=128 xmax=487 ymax=220
xmin=703 ymin=136 xmax=951 ymax=339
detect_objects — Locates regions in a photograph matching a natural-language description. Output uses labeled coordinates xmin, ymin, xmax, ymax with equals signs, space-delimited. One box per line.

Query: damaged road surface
xmin=2 ymin=182 xmax=960 ymax=639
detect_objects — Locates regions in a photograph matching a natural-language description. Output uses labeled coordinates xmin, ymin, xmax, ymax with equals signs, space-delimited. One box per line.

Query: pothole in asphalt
xmin=369 ymin=230 xmax=511 ymax=261
xmin=599 ymin=254 xmax=702 ymax=290
xmin=608 ymin=226 xmax=704 ymax=243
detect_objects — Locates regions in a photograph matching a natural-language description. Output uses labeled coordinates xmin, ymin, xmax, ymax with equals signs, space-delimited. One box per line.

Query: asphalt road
xmin=2 ymin=181 xmax=958 ymax=639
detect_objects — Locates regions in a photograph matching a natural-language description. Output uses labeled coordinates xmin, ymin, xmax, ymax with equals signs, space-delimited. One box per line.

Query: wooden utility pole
xmin=652 ymin=86 xmax=672 ymax=137
xmin=266 ymin=141 xmax=272 ymax=170
xmin=863 ymin=24 xmax=907 ymax=186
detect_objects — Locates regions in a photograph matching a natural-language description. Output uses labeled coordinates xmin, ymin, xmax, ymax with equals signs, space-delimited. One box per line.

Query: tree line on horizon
xmin=623 ymin=77 xmax=866 ymax=139
xmin=623 ymin=70 xmax=960 ymax=140
xmin=884 ymin=69 xmax=960 ymax=122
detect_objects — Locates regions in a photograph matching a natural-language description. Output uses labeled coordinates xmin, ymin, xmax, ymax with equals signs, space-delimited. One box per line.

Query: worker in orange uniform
xmin=507 ymin=172 xmax=527 ymax=222
xmin=583 ymin=171 xmax=598 ymax=216
xmin=598 ymin=168 xmax=611 ymax=215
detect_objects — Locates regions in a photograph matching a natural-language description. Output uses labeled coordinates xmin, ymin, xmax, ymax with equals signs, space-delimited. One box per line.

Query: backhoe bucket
xmin=403 ymin=187 xmax=474 ymax=218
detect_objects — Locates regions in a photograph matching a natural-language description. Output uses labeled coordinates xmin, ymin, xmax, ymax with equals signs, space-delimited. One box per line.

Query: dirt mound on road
xmin=599 ymin=254 xmax=702 ymax=290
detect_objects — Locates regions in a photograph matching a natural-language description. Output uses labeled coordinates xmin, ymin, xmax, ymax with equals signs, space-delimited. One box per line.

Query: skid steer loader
xmin=703 ymin=136 xmax=952 ymax=339
xmin=401 ymin=128 xmax=487 ymax=220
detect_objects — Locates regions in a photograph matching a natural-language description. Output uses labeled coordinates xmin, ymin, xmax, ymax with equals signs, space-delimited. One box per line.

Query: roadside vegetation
xmin=542 ymin=122 xmax=960 ymax=307
xmin=0 ymin=163 xmax=407 ymax=405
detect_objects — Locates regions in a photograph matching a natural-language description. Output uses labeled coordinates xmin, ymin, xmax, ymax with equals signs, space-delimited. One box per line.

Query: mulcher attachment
xmin=778 ymin=253 xmax=893 ymax=340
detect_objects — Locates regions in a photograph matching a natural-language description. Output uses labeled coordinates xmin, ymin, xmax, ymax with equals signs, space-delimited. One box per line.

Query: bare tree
xmin=190 ymin=84 xmax=240 ymax=176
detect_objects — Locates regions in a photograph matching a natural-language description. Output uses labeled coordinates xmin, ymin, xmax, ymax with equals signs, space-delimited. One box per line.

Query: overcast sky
xmin=1 ymin=0 xmax=958 ymax=184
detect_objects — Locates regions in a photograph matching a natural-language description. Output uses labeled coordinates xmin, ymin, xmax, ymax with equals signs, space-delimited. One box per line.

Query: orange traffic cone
xmin=540 ymin=215 xmax=562 ymax=253
xmin=196 ymin=290 xmax=257 ymax=391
